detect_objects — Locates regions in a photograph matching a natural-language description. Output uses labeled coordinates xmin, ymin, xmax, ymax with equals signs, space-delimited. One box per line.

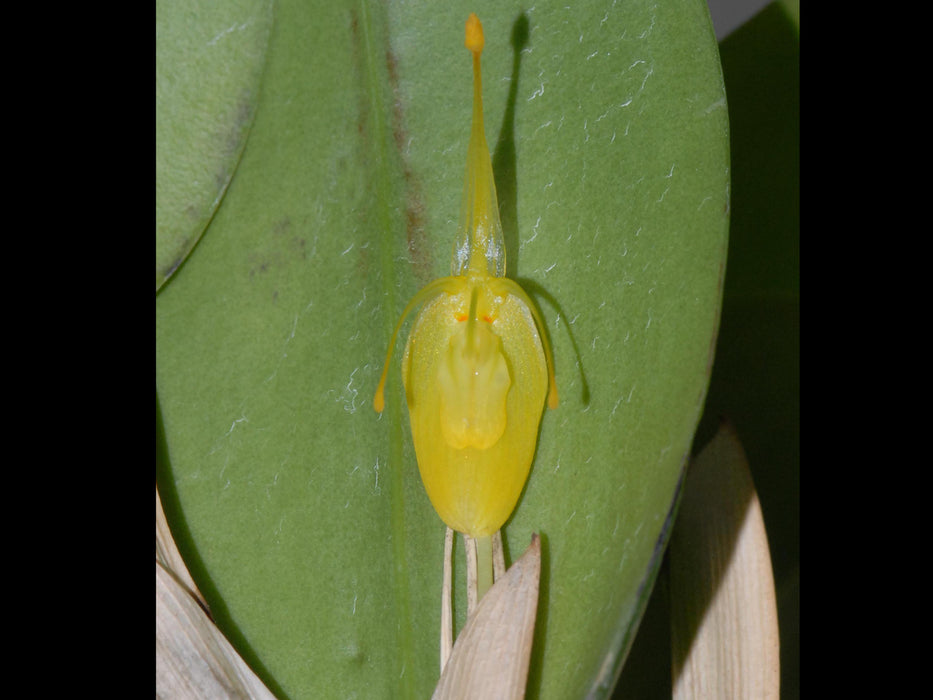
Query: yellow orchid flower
xmin=375 ymin=13 xmax=557 ymax=541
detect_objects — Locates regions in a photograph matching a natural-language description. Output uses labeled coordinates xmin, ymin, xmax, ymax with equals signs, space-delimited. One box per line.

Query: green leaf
xmin=155 ymin=1 xmax=729 ymax=698
xmin=615 ymin=3 xmax=799 ymax=698
xmin=155 ymin=0 xmax=274 ymax=291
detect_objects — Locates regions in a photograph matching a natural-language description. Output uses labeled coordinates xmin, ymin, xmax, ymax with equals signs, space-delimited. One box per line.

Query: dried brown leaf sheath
xmin=669 ymin=423 xmax=780 ymax=699
xmin=433 ymin=534 xmax=541 ymax=700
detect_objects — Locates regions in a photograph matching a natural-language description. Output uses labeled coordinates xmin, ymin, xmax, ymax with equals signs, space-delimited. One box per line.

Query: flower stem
xmin=475 ymin=534 xmax=494 ymax=603
xmin=440 ymin=527 xmax=453 ymax=673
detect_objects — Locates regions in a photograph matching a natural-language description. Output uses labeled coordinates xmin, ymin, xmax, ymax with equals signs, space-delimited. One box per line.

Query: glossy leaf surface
xmin=155 ymin=1 xmax=729 ymax=697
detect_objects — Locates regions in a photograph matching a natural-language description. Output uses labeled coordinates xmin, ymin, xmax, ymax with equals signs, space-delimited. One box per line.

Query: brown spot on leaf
xmin=384 ymin=46 xmax=433 ymax=282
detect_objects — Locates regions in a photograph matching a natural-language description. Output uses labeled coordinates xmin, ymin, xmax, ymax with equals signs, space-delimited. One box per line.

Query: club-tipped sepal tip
xmin=465 ymin=13 xmax=484 ymax=54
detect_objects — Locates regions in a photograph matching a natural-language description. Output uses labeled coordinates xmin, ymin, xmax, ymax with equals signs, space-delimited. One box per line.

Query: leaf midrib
xmin=357 ymin=2 xmax=418 ymax=695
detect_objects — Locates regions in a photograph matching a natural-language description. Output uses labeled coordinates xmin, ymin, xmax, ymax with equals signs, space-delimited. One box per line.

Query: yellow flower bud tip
xmin=465 ymin=13 xmax=484 ymax=54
